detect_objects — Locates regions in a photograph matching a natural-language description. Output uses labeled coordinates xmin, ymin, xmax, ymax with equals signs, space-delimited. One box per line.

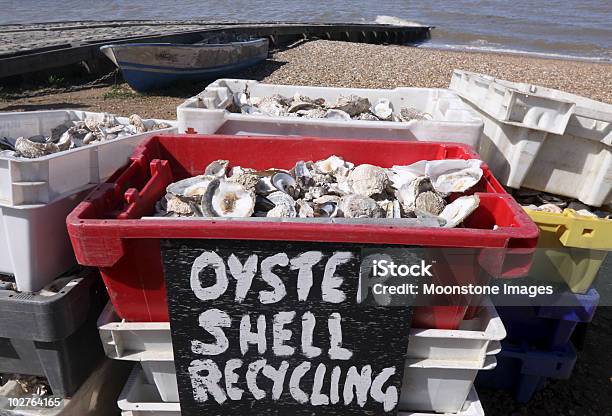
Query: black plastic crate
xmin=0 ymin=269 xmax=107 ymax=397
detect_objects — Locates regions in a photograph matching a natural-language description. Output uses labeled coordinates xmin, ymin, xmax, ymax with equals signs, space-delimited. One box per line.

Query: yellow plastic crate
xmin=526 ymin=208 xmax=611 ymax=293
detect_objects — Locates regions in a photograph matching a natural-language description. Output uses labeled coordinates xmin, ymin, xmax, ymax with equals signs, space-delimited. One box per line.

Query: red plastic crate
xmin=67 ymin=135 xmax=539 ymax=328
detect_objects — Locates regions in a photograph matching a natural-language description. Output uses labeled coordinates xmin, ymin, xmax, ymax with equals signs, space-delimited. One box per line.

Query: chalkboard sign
xmin=162 ymin=239 xmax=412 ymax=416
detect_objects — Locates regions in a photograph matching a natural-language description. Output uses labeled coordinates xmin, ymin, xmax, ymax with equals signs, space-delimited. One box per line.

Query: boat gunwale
xmin=99 ymin=38 xmax=269 ymax=51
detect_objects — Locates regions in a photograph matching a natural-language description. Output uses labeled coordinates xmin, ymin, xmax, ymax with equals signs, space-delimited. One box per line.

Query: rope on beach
xmin=1 ymin=69 xmax=120 ymax=100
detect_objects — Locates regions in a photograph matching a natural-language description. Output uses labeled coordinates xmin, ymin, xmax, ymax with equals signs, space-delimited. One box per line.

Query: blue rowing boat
xmin=100 ymin=37 xmax=269 ymax=92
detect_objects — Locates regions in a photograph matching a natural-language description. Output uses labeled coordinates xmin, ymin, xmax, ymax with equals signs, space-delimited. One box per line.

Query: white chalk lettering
xmin=322 ymin=252 xmax=352 ymax=303
xmin=224 ymin=359 xmax=244 ymax=401
xmin=289 ymin=361 xmax=311 ymax=404
xmin=330 ymin=366 xmax=341 ymax=404
xmin=188 ymin=359 xmax=226 ymax=404
xmin=343 ymin=365 xmax=372 ymax=407
xmin=190 ymin=251 xmax=228 ymax=301
xmin=191 ymin=309 xmax=230 ymax=355
xmin=290 ymin=251 xmax=323 ymax=301
xmin=240 ymin=314 xmax=267 ymax=355
xmin=301 ymin=312 xmax=322 ymax=358
xmin=328 ymin=313 xmax=353 ymax=360
xmin=259 ymin=253 xmax=289 ymax=304
xmin=273 ymin=311 xmax=296 ymax=356
xmin=370 ymin=367 xmax=398 ymax=412
xmin=262 ymin=361 xmax=290 ymax=400
xmin=246 ymin=359 xmax=267 ymax=400
xmin=311 ymin=363 xmax=329 ymax=406
xmin=228 ymin=254 xmax=258 ymax=303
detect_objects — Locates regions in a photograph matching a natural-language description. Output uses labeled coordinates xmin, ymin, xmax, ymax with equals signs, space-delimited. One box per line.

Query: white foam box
xmin=117 ymin=365 xmax=485 ymax=416
xmin=98 ymin=300 xmax=504 ymax=409
xmin=450 ymin=70 xmax=612 ymax=206
xmin=176 ymin=79 xmax=484 ymax=148
xmin=0 ymin=110 xmax=176 ymax=206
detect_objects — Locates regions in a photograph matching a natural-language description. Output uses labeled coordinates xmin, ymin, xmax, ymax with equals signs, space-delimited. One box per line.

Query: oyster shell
xmin=389 ymin=161 xmax=427 ymax=190
xmin=348 ymin=164 xmax=388 ymax=197
xmin=267 ymin=191 xmax=296 ymax=208
xmin=129 ymin=114 xmax=147 ymax=133
xmin=167 ymin=175 xmax=213 ymax=198
xmin=296 ymin=108 xmax=327 ymax=118
xmin=228 ymin=166 xmax=260 ymax=191
xmin=314 ymin=155 xmax=352 ymax=174
xmin=415 ymin=191 xmax=446 ymax=216
xmin=297 ymin=199 xmax=315 ymax=218
xmin=438 ymin=195 xmax=480 ymax=228
xmin=15 ymin=137 xmax=58 ymax=158
xmin=324 ymin=109 xmax=351 ymax=121
xmin=371 ymin=98 xmax=393 ymax=120
xmin=255 ymin=195 xmax=276 ymax=213
xmin=527 ymin=203 xmax=563 ymax=214
xmin=293 ymin=161 xmax=314 ymax=189
xmin=313 ymin=194 xmax=341 ymax=205
xmin=201 ymin=179 xmax=255 ymax=217
xmin=204 ymin=160 xmax=229 ymax=178
xmin=399 ymin=107 xmax=432 ymax=121
xmin=575 ymin=209 xmax=598 ymax=217
xmin=314 ymin=201 xmax=338 ymax=218
xmin=536 ymin=192 xmax=568 ymax=207
xmin=396 ymin=176 xmax=435 ymax=213
xmin=255 ymin=175 xmax=277 ymax=195
xmin=271 ymin=172 xmax=300 ymax=198
xmin=166 ymin=196 xmax=196 ymax=216
xmin=251 ymin=95 xmax=290 ymax=116
xmin=330 ymin=95 xmax=371 ymax=116
xmin=339 ymin=194 xmax=384 ymax=218
xmin=426 ymin=159 xmax=483 ymax=194
xmin=289 ymin=101 xmax=319 ymax=113
xmin=267 ymin=204 xmax=297 ymax=218
xmin=355 ymin=112 xmax=380 ymax=121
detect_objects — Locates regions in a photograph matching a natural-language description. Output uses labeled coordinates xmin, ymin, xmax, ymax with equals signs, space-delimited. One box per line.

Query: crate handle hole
xmin=582 ymin=228 xmax=594 ymax=237
xmin=556 ymin=362 xmax=563 ymax=370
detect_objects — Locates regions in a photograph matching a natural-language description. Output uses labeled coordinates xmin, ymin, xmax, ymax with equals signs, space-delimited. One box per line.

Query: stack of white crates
xmin=0 ymin=110 xmax=176 ymax=292
xmin=99 ymin=299 xmax=506 ymax=416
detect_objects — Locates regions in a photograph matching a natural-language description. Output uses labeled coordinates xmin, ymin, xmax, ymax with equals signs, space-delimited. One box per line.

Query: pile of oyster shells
xmin=514 ymin=189 xmax=609 ymax=218
xmin=156 ymin=156 xmax=484 ymax=228
xmin=0 ymin=374 xmax=50 ymax=396
xmin=220 ymin=92 xmax=432 ymax=122
xmin=0 ymin=114 xmax=171 ymax=159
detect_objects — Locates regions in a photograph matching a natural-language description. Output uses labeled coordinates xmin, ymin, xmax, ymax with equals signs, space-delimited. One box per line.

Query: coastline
xmin=1 ymin=40 xmax=610 ymax=118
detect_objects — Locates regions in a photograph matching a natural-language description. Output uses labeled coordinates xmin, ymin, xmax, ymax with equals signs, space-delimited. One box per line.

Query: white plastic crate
xmin=117 ymin=357 xmax=493 ymax=413
xmin=404 ymin=386 xmax=484 ymax=416
xmin=409 ymin=299 xmax=504 ymax=364
xmin=98 ymin=300 xmax=504 ymax=365
xmin=0 ymin=110 xmax=176 ymax=206
xmin=449 ymin=70 xmax=578 ymax=134
xmin=450 ymin=70 xmax=612 ymax=207
xmin=399 ymin=355 xmax=495 ymax=413
xmin=465 ymin=100 xmax=611 ymax=206
xmin=177 ymin=79 xmax=484 ymax=148
xmin=117 ymin=365 xmax=484 ymax=416
xmin=0 ymin=187 xmax=92 ymax=292
xmin=99 ymin=301 xmax=502 ymax=410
